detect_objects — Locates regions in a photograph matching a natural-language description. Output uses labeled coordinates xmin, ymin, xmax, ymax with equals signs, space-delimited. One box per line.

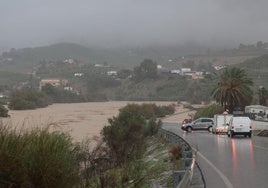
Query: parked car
xmin=227 ymin=116 xmax=252 ymax=138
xmin=181 ymin=118 xmax=214 ymax=132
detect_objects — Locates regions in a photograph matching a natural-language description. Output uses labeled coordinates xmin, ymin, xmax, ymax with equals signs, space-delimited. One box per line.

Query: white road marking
xmin=193 ymin=148 xmax=234 ymax=188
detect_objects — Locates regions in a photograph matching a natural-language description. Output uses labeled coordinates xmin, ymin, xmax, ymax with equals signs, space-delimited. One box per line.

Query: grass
xmin=0 ymin=123 xmax=79 ymax=188
xmin=0 ymin=120 xmax=181 ymax=188
xmin=142 ymin=136 xmax=181 ymax=188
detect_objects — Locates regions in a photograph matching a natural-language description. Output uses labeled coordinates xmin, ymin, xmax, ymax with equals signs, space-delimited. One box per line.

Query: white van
xmin=227 ymin=116 xmax=252 ymax=138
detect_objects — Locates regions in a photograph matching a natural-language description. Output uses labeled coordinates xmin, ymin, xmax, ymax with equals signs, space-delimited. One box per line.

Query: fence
xmin=159 ymin=128 xmax=195 ymax=188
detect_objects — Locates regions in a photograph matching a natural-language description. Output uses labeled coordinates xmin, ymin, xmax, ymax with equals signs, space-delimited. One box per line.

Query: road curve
xmin=163 ymin=122 xmax=268 ymax=188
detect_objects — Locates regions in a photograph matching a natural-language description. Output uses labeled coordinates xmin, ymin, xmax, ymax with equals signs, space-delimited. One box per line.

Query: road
xmin=163 ymin=122 xmax=268 ymax=188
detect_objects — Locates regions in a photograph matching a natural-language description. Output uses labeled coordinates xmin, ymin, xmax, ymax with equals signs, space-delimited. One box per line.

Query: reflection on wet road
xmin=163 ymin=123 xmax=268 ymax=188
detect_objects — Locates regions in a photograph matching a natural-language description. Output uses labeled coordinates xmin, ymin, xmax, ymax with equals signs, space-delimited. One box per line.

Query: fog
xmin=1 ymin=0 xmax=268 ymax=51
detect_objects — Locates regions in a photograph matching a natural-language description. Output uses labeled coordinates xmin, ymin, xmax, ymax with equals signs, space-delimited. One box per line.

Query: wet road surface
xmin=163 ymin=123 xmax=268 ymax=188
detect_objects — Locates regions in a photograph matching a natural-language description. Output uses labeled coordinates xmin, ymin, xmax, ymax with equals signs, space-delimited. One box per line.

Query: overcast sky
xmin=1 ymin=0 xmax=268 ymax=51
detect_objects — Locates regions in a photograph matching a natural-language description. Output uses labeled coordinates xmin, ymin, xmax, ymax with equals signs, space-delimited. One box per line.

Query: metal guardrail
xmin=159 ymin=128 xmax=195 ymax=188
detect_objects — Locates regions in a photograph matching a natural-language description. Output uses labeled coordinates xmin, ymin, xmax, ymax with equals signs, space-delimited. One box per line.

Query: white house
xmin=170 ymin=69 xmax=180 ymax=74
xmin=39 ymin=78 xmax=68 ymax=90
xmin=64 ymin=86 xmax=73 ymax=91
xmin=183 ymin=71 xmax=195 ymax=76
xmin=64 ymin=58 xmax=75 ymax=64
xmin=214 ymin=65 xmax=226 ymax=70
xmin=192 ymin=72 xmax=204 ymax=79
xmin=181 ymin=68 xmax=191 ymax=73
xmin=107 ymin=71 xmax=117 ymax=76
xmin=157 ymin=65 xmax=162 ymax=69
xmin=74 ymin=73 xmax=84 ymax=77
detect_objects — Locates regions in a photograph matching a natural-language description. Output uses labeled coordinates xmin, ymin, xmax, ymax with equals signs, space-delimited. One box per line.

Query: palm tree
xmin=258 ymin=86 xmax=268 ymax=106
xmin=211 ymin=67 xmax=253 ymax=113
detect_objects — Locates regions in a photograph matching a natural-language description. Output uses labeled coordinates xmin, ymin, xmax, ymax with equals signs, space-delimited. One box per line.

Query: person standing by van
xmin=223 ymin=109 xmax=229 ymax=114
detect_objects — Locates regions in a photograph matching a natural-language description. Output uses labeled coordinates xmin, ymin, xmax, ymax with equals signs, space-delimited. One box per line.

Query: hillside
xmin=0 ymin=71 xmax=29 ymax=95
xmin=236 ymin=54 xmax=268 ymax=89
xmin=0 ymin=43 xmax=98 ymax=73
xmin=0 ymin=43 xmax=142 ymax=73
xmin=1 ymin=41 xmax=268 ymax=74
xmin=0 ymin=42 xmax=209 ymax=73
xmin=0 ymin=42 xmax=267 ymax=104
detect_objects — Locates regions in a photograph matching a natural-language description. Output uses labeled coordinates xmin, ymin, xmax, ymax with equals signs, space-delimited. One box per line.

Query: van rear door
xmin=233 ymin=117 xmax=251 ymax=132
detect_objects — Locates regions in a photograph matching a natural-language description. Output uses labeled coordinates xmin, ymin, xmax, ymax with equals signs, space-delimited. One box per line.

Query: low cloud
xmin=1 ymin=0 xmax=268 ymax=50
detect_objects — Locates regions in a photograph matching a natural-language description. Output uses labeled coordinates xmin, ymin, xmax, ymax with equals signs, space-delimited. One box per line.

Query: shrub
xmin=102 ymin=106 xmax=146 ymax=165
xmin=101 ymin=103 xmax=169 ymax=166
xmin=130 ymin=103 xmax=175 ymax=119
xmin=41 ymin=84 xmax=87 ymax=103
xmin=0 ymin=124 xmax=79 ymax=188
xmin=194 ymin=104 xmax=224 ymax=119
xmin=8 ymin=88 xmax=50 ymax=110
xmin=74 ymin=136 xmax=110 ymax=187
xmin=155 ymin=104 xmax=175 ymax=117
xmin=168 ymin=144 xmax=182 ymax=161
xmin=140 ymin=103 xmax=157 ymax=119
xmin=144 ymin=118 xmax=162 ymax=136
xmin=0 ymin=105 xmax=8 ymax=117
xmin=0 ymin=125 xmax=26 ymax=187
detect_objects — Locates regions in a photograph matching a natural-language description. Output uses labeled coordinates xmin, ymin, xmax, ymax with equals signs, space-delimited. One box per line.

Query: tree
xmin=117 ymin=69 xmax=132 ymax=79
xmin=133 ymin=59 xmax=158 ymax=82
xmin=101 ymin=104 xmax=146 ymax=165
xmin=258 ymin=86 xmax=268 ymax=106
xmin=256 ymin=41 xmax=264 ymax=49
xmin=41 ymin=84 xmax=86 ymax=103
xmin=8 ymin=88 xmax=50 ymax=110
xmin=211 ymin=67 xmax=253 ymax=113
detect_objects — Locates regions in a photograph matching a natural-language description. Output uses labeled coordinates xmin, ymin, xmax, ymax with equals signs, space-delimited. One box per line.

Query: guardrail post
xmin=159 ymin=128 xmax=195 ymax=188
xmin=173 ymin=170 xmax=185 ymax=188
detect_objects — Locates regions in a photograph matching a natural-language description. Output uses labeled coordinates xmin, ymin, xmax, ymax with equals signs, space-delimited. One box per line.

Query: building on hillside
xmin=74 ymin=73 xmax=84 ymax=77
xmin=181 ymin=68 xmax=191 ymax=73
xmin=64 ymin=58 xmax=75 ymax=64
xmin=157 ymin=65 xmax=162 ymax=69
xmin=107 ymin=71 xmax=117 ymax=76
xmin=39 ymin=78 xmax=68 ymax=90
xmin=192 ymin=72 xmax=204 ymax=79
xmin=170 ymin=69 xmax=181 ymax=74
xmin=0 ymin=93 xmax=7 ymax=98
xmin=214 ymin=65 xmax=226 ymax=70
xmin=94 ymin=63 xmax=110 ymax=67
xmin=64 ymin=86 xmax=73 ymax=91
xmin=182 ymin=71 xmax=195 ymax=76
xmin=245 ymin=105 xmax=268 ymax=120
xmin=245 ymin=105 xmax=268 ymax=114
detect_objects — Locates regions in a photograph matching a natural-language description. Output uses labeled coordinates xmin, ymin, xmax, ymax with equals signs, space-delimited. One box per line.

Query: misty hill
xmin=1 ymin=41 xmax=268 ymax=74
xmin=0 ymin=43 xmax=161 ymax=73
xmin=0 ymin=43 xmax=102 ymax=72
xmin=236 ymin=54 xmax=268 ymax=88
xmin=0 ymin=42 xmax=218 ymax=73
xmin=0 ymin=52 xmax=267 ymax=103
xmin=0 ymin=70 xmax=28 ymax=92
